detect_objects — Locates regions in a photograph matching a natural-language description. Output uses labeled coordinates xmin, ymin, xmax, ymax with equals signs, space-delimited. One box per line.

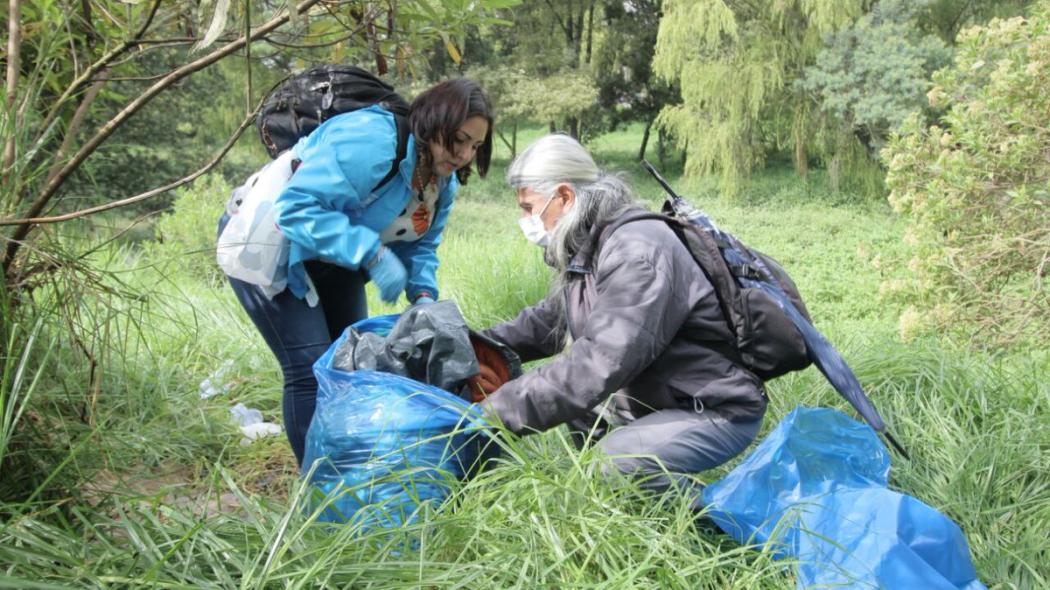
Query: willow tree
xmin=653 ymin=0 xmax=871 ymax=194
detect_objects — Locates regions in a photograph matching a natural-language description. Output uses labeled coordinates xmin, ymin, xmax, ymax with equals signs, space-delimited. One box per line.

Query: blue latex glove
xmin=367 ymin=247 xmax=407 ymax=303
xmin=413 ymin=296 xmax=436 ymax=305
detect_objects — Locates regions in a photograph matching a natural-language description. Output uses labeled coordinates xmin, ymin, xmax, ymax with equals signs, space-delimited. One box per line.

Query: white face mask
xmin=518 ymin=193 xmax=556 ymax=248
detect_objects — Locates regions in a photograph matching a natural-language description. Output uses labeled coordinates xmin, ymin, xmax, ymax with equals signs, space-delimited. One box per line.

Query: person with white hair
xmin=473 ymin=134 xmax=766 ymax=497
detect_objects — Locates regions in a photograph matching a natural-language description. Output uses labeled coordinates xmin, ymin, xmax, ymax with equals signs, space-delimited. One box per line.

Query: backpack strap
xmin=570 ymin=209 xmax=745 ymax=348
xmin=372 ymin=113 xmax=410 ymax=192
xmin=567 ymin=209 xmax=668 ymax=274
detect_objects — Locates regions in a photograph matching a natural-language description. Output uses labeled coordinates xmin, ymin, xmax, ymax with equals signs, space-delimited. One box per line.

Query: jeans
xmin=218 ymin=214 xmax=369 ymax=465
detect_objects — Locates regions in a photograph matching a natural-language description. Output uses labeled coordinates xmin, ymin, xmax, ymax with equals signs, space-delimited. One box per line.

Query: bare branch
xmin=30 ymin=0 xmax=164 ymax=159
xmin=0 ymin=98 xmax=262 ymax=227
xmin=44 ymin=74 xmax=107 ymax=186
xmin=263 ymin=30 xmax=360 ymax=49
xmin=3 ymin=0 xmax=323 ymax=272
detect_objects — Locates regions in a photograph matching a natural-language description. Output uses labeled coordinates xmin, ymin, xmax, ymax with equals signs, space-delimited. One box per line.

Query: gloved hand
xmin=366 ymin=247 xmax=407 ymax=303
xmin=467 ymin=336 xmax=512 ymax=402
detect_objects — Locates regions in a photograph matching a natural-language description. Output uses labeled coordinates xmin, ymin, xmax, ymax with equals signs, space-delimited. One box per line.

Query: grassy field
xmin=0 ymin=124 xmax=1047 ymax=588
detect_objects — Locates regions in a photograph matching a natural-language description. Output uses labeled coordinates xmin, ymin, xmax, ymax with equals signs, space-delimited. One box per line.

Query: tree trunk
xmin=638 ymin=118 xmax=654 ymax=161
xmin=657 ymin=127 xmax=668 ymax=168
xmin=549 ymin=120 xmax=557 ymax=133
xmin=567 ymin=116 xmax=580 ymax=139
xmin=3 ymin=0 xmax=22 ymax=174
xmin=573 ymin=0 xmax=586 ymax=62
xmin=585 ymin=0 xmax=595 ymax=64
xmin=496 ymin=129 xmax=514 ymax=157
xmin=565 ymin=0 xmax=575 ymax=49
xmin=511 ymin=121 xmax=518 ymax=159
xmin=829 ymin=154 xmax=842 ymax=193
xmin=794 ymin=137 xmax=809 ymax=181
xmin=497 ymin=121 xmax=520 ymax=159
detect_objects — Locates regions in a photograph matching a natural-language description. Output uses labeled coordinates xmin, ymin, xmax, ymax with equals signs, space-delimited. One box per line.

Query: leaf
xmin=439 ymin=31 xmax=462 ymax=64
xmin=195 ymin=0 xmax=232 ymax=52
xmin=482 ymin=0 xmax=522 ymax=8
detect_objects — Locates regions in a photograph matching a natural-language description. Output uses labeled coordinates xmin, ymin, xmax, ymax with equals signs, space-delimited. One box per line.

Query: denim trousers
xmin=218 ymin=214 xmax=369 ymax=465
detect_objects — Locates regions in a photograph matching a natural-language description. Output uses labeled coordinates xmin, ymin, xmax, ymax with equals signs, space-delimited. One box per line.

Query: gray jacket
xmin=481 ymin=214 xmax=766 ymax=434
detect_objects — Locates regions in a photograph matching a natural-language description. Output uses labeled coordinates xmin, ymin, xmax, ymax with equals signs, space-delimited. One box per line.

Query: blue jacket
xmin=274 ymin=105 xmax=458 ymax=301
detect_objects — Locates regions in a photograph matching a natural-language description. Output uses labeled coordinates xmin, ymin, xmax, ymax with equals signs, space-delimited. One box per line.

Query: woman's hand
xmin=366 ymin=247 xmax=408 ymax=303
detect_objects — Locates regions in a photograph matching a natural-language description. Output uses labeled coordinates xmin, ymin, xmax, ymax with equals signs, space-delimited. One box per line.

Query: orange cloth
xmin=467 ymin=336 xmax=512 ymax=403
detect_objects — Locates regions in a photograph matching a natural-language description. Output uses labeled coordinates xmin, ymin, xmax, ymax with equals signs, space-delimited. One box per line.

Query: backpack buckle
xmin=566 ymin=263 xmax=591 ymax=275
xmin=730 ymin=263 xmax=765 ymax=281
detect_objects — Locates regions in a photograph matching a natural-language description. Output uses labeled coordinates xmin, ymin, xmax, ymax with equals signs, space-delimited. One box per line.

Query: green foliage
xmin=590 ymin=0 xmax=679 ymax=131
xmin=882 ymin=6 xmax=1050 ymax=345
xmin=469 ymin=66 xmax=597 ymax=130
xmin=147 ymin=174 xmax=233 ymax=285
xmin=72 ymin=59 xmax=276 ymax=208
xmin=798 ymin=0 xmax=951 ymax=149
xmin=653 ymin=0 xmax=869 ymax=196
xmin=2 ymin=124 xmax=1048 ymax=588
xmin=651 ymin=0 xmax=1033 ymax=198
xmin=921 ymin=0 xmax=1035 ymax=41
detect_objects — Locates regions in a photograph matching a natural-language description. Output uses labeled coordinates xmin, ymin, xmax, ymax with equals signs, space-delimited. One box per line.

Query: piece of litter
xmin=200 ymin=359 xmax=236 ymax=399
xmin=240 ymin=422 xmax=283 ymax=444
xmin=230 ymin=402 xmax=263 ymax=426
xmin=230 ymin=403 xmax=282 ymax=444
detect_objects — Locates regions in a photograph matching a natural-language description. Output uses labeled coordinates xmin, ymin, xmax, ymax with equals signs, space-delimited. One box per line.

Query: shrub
xmin=148 ymin=173 xmax=233 ymax=285
xmin=882 ymin=5 xmax=1050 ymax=346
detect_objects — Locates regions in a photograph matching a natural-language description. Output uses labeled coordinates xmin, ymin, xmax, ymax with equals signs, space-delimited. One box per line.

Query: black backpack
xmin=600 ymin=209 xmax=812 ymax=381
xmin=256 ymin=65 xmax=411 ymax=190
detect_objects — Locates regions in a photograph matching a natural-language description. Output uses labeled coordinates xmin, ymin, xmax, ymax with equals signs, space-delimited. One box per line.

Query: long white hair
xmin=507 ymin=134 xmax=639 ymax=273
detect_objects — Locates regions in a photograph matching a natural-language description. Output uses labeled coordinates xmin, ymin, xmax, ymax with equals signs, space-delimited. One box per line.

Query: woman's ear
xmin=556 ymin=183 xmax=576 ymax=208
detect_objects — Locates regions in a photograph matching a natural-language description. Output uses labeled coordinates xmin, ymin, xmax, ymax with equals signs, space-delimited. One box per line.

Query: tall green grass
xmin=0 ymin=123 xmax=1046 ymax=588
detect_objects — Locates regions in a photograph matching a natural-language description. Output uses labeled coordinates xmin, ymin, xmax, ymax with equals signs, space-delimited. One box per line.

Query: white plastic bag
xmin=216 ymin=152 xmax=295 ymax=297
xmin=230 ymin=402 xmax=283 ymax=445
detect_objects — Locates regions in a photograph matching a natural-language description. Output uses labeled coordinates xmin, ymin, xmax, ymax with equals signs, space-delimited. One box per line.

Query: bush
xmin=882 ymin=5 xmax=1050 ymax=346
xmin=147 ymin=173 xmax=234 ymax=285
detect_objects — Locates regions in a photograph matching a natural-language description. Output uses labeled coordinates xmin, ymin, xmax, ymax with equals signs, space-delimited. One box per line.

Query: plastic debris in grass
xmin=703 ymin=407 xmax=986 ymax=590
xmin=230 ymin=402 xmax=282 ymax=445
xmin=199 ymin=359 xmax=235 ymax=399
xmin=302 ymin=314 xmax=493 ymax=527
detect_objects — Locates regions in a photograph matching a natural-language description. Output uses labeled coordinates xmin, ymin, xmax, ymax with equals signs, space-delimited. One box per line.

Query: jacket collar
xmin=567 ymin=207 xmax=654 ymax=275
xmin=566 ymin=222 xmax=604 ymax=276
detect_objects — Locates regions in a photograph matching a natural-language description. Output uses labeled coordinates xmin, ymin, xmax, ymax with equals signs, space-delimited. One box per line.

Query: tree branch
xmin=3 ymin=0 xmax=323 ymax=274
xmin=3 ymin=0 xmax=23 ymax=173
xmin=542 ymin=0 xmax=571 ymax=39
xmin=43 ymin=74 xmax=107 ymax=187
xmin=0 ymin=98 xmax=262 ymax=227
xmin=31 ymin=0 xmax=163 ymax=157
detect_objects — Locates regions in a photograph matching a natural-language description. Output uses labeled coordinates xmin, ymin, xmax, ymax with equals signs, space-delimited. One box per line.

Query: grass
xmin=0 ymin=123 xmax=1047 ymax=588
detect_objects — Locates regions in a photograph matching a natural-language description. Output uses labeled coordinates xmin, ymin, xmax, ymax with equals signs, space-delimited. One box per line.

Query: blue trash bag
xmin=703 ymin=407 xmax=986 ymax=590
xmin=301 ymin=314 xmax=490 ymax=526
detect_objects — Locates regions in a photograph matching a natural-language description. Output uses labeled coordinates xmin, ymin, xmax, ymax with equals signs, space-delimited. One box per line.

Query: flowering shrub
xmin=883 ymin=7 xmax=1050 ymax=345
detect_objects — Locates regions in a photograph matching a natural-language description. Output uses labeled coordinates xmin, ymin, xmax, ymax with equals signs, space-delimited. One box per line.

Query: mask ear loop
xmin=536 ymin=191 xmax=557 ymax=218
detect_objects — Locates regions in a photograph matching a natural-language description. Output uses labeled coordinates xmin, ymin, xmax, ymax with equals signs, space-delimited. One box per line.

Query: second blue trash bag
xmin=301 ymin=314 xmax=489 ymax=526
xmin=703 ymin=407 xmax=986 ymax=590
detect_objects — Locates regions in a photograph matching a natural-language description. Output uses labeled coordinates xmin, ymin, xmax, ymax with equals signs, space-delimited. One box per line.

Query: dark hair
xmin=409 ymin=78 xmax=494 ymax=185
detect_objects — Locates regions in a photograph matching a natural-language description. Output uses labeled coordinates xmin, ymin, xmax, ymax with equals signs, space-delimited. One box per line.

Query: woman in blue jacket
xmin=220 ymin=79 xmax=493 ymax=464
